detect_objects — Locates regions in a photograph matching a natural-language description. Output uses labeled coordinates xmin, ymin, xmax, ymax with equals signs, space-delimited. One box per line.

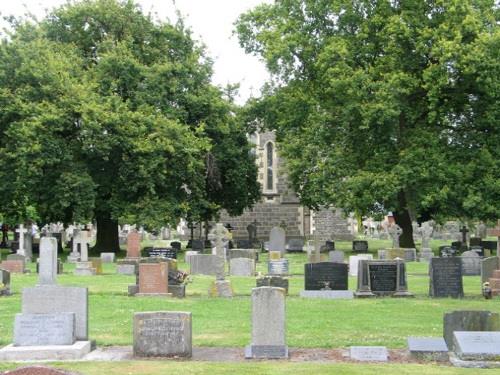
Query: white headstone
xmin=16 ymin=224 xmax=27 ymax=256
xmin=269 ymin=227 xmax=286 ymax=255
xmin=38 ymin=237 xmax=58 ymax=285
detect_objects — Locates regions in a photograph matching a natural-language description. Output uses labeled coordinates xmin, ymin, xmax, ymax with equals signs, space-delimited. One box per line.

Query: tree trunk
xmin=393 ymin=192 xmax=416 ymax=248
xmin=93 ymin=212 xmax=120 ymax=253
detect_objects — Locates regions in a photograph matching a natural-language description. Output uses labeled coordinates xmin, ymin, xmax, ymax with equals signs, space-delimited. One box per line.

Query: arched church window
xmin=266 ymin=142 xmax=274 ymax=191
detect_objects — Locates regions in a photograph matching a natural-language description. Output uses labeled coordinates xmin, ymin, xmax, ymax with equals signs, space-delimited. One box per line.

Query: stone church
xmin=218 ymin=131 xmax=351 ymax=242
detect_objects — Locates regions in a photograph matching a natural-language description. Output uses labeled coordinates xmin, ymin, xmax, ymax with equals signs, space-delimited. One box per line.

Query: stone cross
xmin=208 ymin=223 xmax=230 ymax=258
xmin=388 ymin=224 xmax=403 ymax=248
xmin=487 ymin=220 xmax=500 ymax=257
xmin=78 ymin=230 xmax=91 ymax=262
xmin=419 ymin=222 xmax=434 ymax=249
xmin=247 ymin=220 xmax=258 ymax=243
xmin=15 ymin=224 xmax=27 ymax=256
xmin=38 ymin=237 xmax=58 ymax=285
xmin=459 ymin=225 xmax=469 ymax=246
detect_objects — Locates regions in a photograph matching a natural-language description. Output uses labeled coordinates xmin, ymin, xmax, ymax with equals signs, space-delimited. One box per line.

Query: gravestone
xmin=470 ymin=237 xmax=482 ymax=247
xmin=0 ymin=260 xmax=25 ymax=273
xmin=482 ymin=257 xmax=500 ymax=284
xmin=15 ymin=224 xmax=28 ymax=259
xmin=324 ymin=240 xmax=335 ymax=252
xmin=329 ymin=250 xmax=344 ymax=263
xmin=230 ymin=258 xmax=255 ymax=276
xmin=89 ymin=258 xmax=103 ymax=275
xmin=355 ymin=260 xmax=413 ymax=298
xmin=352 ymin=240 xmax=368 ymax=253
xmin=74 ymin=231 xmax=95 ymax=276
xmin=38 ymin=238 xmax=58 ymax=285
xmin=229 ymin=249 xmax=255 ymax=261
xmin=348 ymin=254 xmax=373 ymax=277
xmin=208 ymin=223 xmax=230 ymax=258
xmin=189 ymin=254 xmax=224 ymax=277
xmin=429 ymin=257 xmax=463 ymax=298
xmin=269 ymin=227 xmax=286 ymax=255
xmin=236 ymin=239 xmax=253 ymax=249
xmin=444 ymin=310 xmax=500 ymax=351
xmin=268 ymin=259 xmax=289 ymax=275
xmin=256 ymin=276 xmax=289 ymax=294
xmin=245 ymin=287 xmax=288 ymax=359
xmin=137 ymin=262 xmax=170 ymax=296
xmin=133 ymin=311 xmax=192 ymax=357
xmin=191 ymin=239 xmax=204 ymax=252
xmin=304 ymin=262 xmax=348 ymax=290
xmin=378 ymin=248 xmax=404 ymax=260
xmin=146 ymin=247 xmax=177 ymax=259
xmin=487 ymin=220 xmax=500 ymax=255
xmin=126 ymin=231 xmax=141 ymax=258
xmin=247 ymin=220 xmax=258 ymax=244
xmin=453 ymin=332 xmax=500 ymax=361
xmin=36 ymin=259 xmax=63 ymax=275
xmin=387 ymin=224 xmax=403 ymax=248
xmin=14 ymin=313 xmax=75 ymax=346
xmin=100 ymin=253 xmax=115 ymax=263
xmin=407 ymin=337 xmax=448 ymax=361
xmin=116 ymin=260 xmax=137 ymax=275
xmin=0 ymin=269 xmax=11 ymax=296
xmin=269 ymin=251 xmax=281 ymax=261
xmin=184 ymin=251 xmax=199 ymax=266
xmin=170 ymin=241 xmax=181 ymax=251
xmin=460 ymin=251 xmax=481 ymax=276
xmin=350 ymin=346 xmax=388 ymax=361
xmin=287 ymin=239 xmax=304 ymax=252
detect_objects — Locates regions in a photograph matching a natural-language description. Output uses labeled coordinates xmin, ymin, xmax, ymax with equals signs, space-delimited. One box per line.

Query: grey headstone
xmin=229 ymin=249 xmax=255 ymax=261
xmin=117 ymin=264 xmax=136 ymax=275
xmin=461 ymin=251 xmax=481 ymax=276
xmin=38 ymin=237 xmax=58 ymax=285
xmin=245 ymin=287 xmax=287 ymax=359
xmin=14 ymin=313 xmax=75 ymax=346
xmin=184 ymin=251 xmax=199 ymax=265
xmin=133 ymin=311 xmax=192 ymax=358
xmin=230 ymin=258 xmax=255 ymax=276
xmin=100 ymin=253 xmax=115 ymax=263
xmin=444 ymin=310 xmax=500 ymax=351
xmin=348 ymin=254 xmax=373 ymax=276
xmin=350 ymin=346 xmax=388 ymax=361
xmin=329 ymin=250 xmax=344 ymax=263
xmin=481 ymin=257 xmax=500 ymax=284
xmin=407 ymin=337 xmax=448 ymax=361
xmin=256 ymin=276 xmax=289 ymax=294
xmin=190 ymin=254 xmax=224 ymax=276
xmin=453 ymin=331 xmax=500 ymax=361
xmin=22 ymin=286 xmax=88 ymax=341
xmin=287 ymin=239 xmax=304 ymax=252
xmin=0 ymin=269 xmax=11 ymax=296
xmin=269 ymin=227 xmax=286 ymax=255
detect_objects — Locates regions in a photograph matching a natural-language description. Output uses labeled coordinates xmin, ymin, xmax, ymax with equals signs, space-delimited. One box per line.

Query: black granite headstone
xmin=146 ymin=247 xmax=177 ymax=259
xmin=482 ymin=241 xmax=498 ymax=251
xmin=236 ymin=239 xmax=253 ymax=249
xmin=429 ymin=257 xmax=464 ymax=298
xmin=191 ymin=239 xmax=204 ymax=252
xmin=304 ymin=262 xmax=348 ymax=290
xmin=352 ymin=240 xmax=368 ymax=253
xmin=369 ymin=263 xmax=397 ymax=292
xmin=469 ymin=237 xmax=482 ymax=247
xmin=170 ymin=241 xmax=181 ymax=251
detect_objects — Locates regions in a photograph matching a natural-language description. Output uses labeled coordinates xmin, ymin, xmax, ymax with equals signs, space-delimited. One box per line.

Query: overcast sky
xmin=0 ymin=0 xmax=271 ymax=104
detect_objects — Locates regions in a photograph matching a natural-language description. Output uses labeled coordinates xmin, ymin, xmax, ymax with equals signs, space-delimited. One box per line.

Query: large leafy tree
xmin=237 ymin=0 xmax=499 ymax=247
xmin=0 ymin=0 xmax=259 ymax=252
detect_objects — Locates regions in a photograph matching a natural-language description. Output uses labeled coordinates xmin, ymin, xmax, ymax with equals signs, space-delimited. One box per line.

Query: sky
xmin=0 ymin=0 xmax=271 ymax=104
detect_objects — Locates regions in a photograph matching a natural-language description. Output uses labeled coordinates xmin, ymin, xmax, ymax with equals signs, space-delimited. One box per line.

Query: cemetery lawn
xmin=0 ymin=361 xmax=492 ymax=375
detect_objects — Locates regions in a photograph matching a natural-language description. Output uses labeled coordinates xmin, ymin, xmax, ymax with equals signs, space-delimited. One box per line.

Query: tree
xmin=0 ymin=0 xmax=259 ymax=252
xmin=237 ymin=0 xmax=500 ymax=247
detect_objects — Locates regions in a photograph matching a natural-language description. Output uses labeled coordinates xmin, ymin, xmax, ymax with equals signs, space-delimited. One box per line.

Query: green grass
xmin=0 ymin=361 xmax=497 ymax=375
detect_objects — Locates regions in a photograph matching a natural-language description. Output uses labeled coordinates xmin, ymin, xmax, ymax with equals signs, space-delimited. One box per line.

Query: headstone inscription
xmin=352 ymin=240 xmax=369 ymax=253
xmin=355 ymin=260 xmax=413 ymax=298
xmin=429 ymin=257 xmax=463 ymax=298
xmin=146 ymin=247 xmax=177 ymax=259
xmin=268 ymin=259 xmax=289 ymax=276
xmin=269 ymin=227 xmax=286 ymax=256
xmin=245 ymin=287 xmax=288 ymax=359
xmin=133 ymin=311 xmax=192 ymax=358
xmin=443 ymin=310 xmax=500 ymax=351
xmin=14 ymin=313 xmax=76 ymax=346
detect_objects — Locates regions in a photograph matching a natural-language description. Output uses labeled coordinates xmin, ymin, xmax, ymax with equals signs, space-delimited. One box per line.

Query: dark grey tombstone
xmin=256 ymin=276 xmax=289 ymax=294
xmin=304 ymin=262 xmax=348 ymax=291
xmin=191 ymin=240 xmax=204 ymax=252
xmin=443 ymin=310 xmax=500 ymax=351
xmin=355 ymin=260 xmax=413 ymax=298
xmin=482 ymin=241 xmax=498 ymax=251
xmin=352 ymin=240 xmax=368 ymax=253
xmin=236 ymin=239 xmax=253 ymax=249
xmin=469 ymin=237 xmax=482 ymax=247
xmin=429 ymin=257 xmax=463 ymax=298
xmin=325 ymin=241 xmax=335 ymax=251
xmin=170 ymin=241 xmax=181 ymax=251
xmin=287 ymin=239 xmax=304 ymax=252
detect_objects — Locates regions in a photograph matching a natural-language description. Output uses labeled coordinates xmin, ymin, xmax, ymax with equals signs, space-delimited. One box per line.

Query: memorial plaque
xmin=268 ymin=259 xmax=289 ymax=275
xmin=304 ymin=262 xmax=348 ymax=291
xmin=453 ymin=331 xmax=500 ymax=361
xmin=133 ymin=311 xmax=192 ymax=357
xmin=14 ymin=313 xmax=75 ymax=346
xmin=146 ymin=247 xmax=177 ymax=259
xmin=352 ymin=240 xmax=368 ymax=253
xmin=350 ymin=346 xmax=388 ymax=361
xmin=429 ymin=257 xmax=463 ymax=298
xmin=369 ymin=263 xmax=397 ymax=292
xmin=138 ymin=262 xmax=168 ymax=294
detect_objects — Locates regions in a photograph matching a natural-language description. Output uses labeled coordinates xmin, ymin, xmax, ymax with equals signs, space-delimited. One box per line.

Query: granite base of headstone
xmin=7 ymin=253 xmax=27 ymax=264
xmin=74 ymin=261 xmax=96 ymax=276
xmin=133 ymin=311 xmax=192 ymax=358
xmin=0 ymin=269 xmax=11 ymax=296
xmin=209 ymin=279 xmax=233 ymax=298
xmin=407 ymin=337 xmax=448 ymax=361
xmin=349 ymin=346 xmax=388 ymax=361
xmin=245 ymin=287 xmax=287 ymax=359
xmin=256 ymin=276 xmax=289 ymax=295
xmin=67 ymin=252 xmax=80 ymax=263
xmin=352 ymin=240 xmax=369 ymax=253
xmin=444 ymin=310 xmax=500 ymax=351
